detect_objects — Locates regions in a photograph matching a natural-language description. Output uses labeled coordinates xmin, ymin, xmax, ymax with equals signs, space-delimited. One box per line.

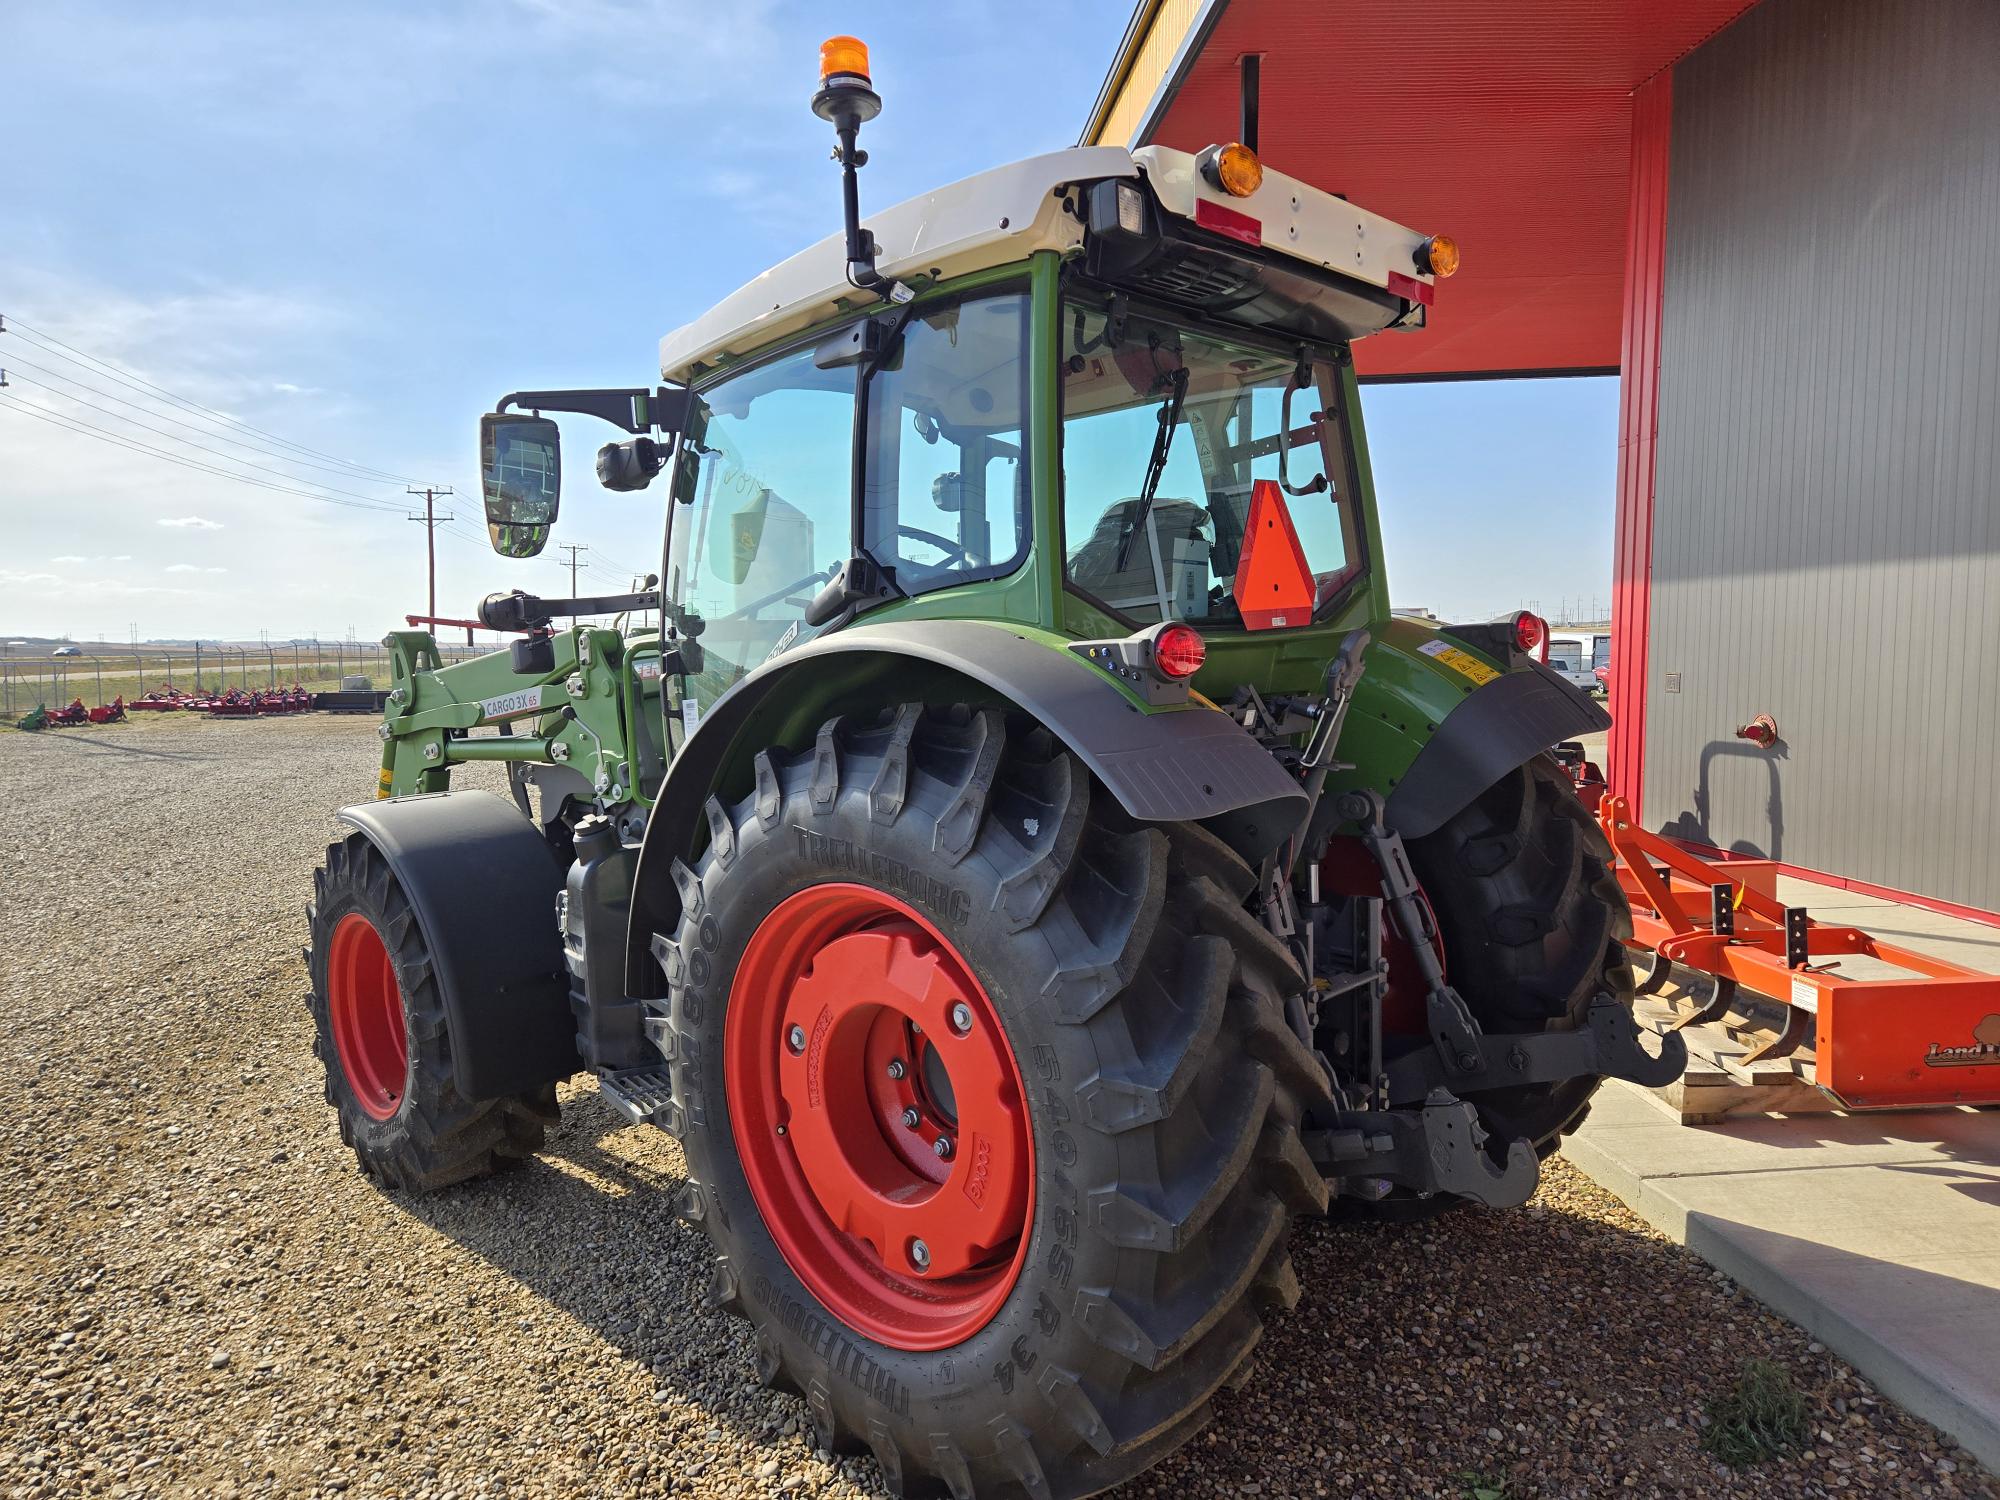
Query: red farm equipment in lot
xmin=87 ymin=696 xmax=128 ymax=724
xmin=206 ymin=689 xmax=262 ymax=717
xmin=45 ymin=698 xmax=91 ymax=727
xmin=130 ymin=686 xmax=193 ymax=711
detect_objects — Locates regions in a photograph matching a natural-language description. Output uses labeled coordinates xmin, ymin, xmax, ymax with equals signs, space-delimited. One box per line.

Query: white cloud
xmin=3 ymin=570 xmax=64 ymax=587
xmin=157 ymin=515 xmax=224 ymax=529
xmin=164 ymin=563 xmax=228 ymax=574
xmin=51 ymin=554 xmax=87 ymax=563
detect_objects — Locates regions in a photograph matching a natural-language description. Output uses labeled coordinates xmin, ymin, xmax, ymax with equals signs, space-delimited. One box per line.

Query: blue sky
xmin=2 ymin=0 xmax=1613 ymax=641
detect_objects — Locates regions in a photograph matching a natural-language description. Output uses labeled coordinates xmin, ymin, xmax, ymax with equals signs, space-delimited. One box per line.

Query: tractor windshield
xmin=1060 ymin=294 xmax=1361 ymax=628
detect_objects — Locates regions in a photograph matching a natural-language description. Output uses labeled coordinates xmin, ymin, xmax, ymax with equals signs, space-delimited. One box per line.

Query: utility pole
xmin=558 ymin=543 xmax=588 ymax=600
xmin=406 ymin=486 xmax=455 ymax=620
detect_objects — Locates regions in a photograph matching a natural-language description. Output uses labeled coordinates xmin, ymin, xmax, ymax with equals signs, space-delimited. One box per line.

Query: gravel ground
xmin=1 ymin=713 xmax=1992 ymax=1500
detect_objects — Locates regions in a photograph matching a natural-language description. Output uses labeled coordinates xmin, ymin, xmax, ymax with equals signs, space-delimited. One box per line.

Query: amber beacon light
xmin=819 ymin=35 xmax=871 ymax=85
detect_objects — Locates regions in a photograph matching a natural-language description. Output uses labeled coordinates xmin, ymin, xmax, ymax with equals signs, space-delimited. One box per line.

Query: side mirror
xmin=480 ymin=413 xmax=562 ymax=558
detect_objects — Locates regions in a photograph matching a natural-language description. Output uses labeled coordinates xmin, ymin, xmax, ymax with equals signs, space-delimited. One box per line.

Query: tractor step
xmin=596 ymin=1066 xmax=676 ymax=1128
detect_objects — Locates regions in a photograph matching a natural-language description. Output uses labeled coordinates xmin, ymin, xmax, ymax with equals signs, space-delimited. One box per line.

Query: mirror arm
xmin=479 ymin=589 xmax=662 ymax=633
xmin=496 ymin=386 xmax=693 ymax=436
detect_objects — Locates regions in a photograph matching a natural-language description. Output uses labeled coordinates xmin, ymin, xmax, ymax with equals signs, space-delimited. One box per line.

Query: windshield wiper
xmin=1114 ymin=366 xmax=1190 ymax=572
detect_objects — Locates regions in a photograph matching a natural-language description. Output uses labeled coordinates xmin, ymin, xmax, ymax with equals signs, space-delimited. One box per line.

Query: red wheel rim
xmin=327 ymin=912 xmax=409 ymax=1121
xmin=726 ymin=884 xmax=1033 ymax=1351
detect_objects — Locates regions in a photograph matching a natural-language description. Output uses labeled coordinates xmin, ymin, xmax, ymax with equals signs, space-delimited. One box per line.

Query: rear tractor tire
xmin=305 ymin=832 xmax=556 ymax=1191
xmin=1331 ymin=755 xmax=1634 ymax=1225
xmin=653 ymin=704 xmax=1332 ymax=1500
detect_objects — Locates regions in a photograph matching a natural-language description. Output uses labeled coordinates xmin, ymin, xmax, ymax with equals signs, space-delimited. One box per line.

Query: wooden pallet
xmin=1631 ymin=985 xmax=1838 ymax=1124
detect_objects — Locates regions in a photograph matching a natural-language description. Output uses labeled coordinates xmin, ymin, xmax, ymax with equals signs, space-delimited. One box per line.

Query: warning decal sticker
xmin=1417 ymin=638 xmax=1502 ymax=686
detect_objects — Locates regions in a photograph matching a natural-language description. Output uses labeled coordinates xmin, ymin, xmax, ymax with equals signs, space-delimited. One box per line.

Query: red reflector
xmin=1515 ymin=611 xmax=1548 ymax=655
xmin=1153 ymin=623 xmax=1206 ymax=679
xmin=1386 ymin=270 xmax=1435 ymax=306
xmin=1232 ymin=479 xmax=1316 ymax=631
xmin=1193 ymin=197 xmax=1262 ymax=247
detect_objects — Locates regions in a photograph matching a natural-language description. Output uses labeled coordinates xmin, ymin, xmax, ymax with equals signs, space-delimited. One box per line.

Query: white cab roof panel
xmin=658 ymin=147 xmax=1137 ymax=383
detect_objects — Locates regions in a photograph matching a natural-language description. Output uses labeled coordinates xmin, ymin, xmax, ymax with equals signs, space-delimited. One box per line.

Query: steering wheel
xmin=898 ymin=525 xmax=967 ymax=570
xmin=715 ymin=564 xmax=839 ymax=623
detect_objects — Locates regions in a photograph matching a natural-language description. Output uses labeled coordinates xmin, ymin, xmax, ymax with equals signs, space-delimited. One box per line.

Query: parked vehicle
xmin=1546 ymin=630 xmax=1602 ymax=691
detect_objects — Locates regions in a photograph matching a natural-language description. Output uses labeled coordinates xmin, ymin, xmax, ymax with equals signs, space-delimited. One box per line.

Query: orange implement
xmin=1597 ymin=796 xmax=2000 ymax=1110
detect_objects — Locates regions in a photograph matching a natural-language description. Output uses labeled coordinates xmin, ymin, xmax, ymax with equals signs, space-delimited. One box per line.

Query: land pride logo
xmin=1924 ymin=1013 xmax=2000 ymax=1068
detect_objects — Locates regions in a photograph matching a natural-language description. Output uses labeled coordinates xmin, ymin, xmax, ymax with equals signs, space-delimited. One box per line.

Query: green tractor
xmin=305 ymin=39 xmax=1682 ymax=1499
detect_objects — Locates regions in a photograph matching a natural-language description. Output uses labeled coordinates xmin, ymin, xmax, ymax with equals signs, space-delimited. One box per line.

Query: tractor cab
xmin=635 ymin=113 xmax=1453 ymax=723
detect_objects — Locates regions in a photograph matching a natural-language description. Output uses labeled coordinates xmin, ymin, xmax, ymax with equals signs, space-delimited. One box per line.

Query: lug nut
xmin=786 ymin=1025 xmax=807 ymax=1055
xmin=948 ymin=1002 xmax=973 ymax=1035
xmin=886 ymin=1058 xmax=906 ymax=1080
xmin=908 ymin=1239 xmax=931 ymax=1272
xmin=901 ymin=1107 xmax=921 ymax=1129
xmin=934 ymin=1135 xmax=954 ymax=1161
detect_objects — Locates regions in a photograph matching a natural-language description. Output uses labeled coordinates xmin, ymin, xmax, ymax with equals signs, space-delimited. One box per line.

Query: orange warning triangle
xmin=1233 ymin=478 xmax=1315 ymax=630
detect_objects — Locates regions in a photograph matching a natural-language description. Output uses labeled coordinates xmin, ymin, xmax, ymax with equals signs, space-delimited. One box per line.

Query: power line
xmin=0 ymin=377 xmax=414 ymax=507
xmin=0 ymin=313 xmax=427 ymax=485
xmin=0 ymin=355 xmax=408 ymax=485
xmin=0 ymin=392 xmax=408 ymax=514
xmin=557 ymin=543 xmax=589 ymax=598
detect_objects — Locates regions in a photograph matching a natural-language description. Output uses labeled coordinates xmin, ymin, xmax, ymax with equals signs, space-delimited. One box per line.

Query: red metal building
xmin=1086 ymin=0 xmax=2000 ymax=921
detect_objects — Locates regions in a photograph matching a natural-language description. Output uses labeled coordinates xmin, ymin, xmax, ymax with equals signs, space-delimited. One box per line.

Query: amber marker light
xmin=1198 ymin=142 xmax=1263 ymax=198
xmin=1417 ymin=234 xmax=1461 ymax=278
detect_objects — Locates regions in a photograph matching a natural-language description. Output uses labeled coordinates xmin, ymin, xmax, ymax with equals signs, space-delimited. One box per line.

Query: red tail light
xmin=1152 ymin=623 xmax=1207 ymax=679
xmin=1514 ymin=611 xmax=1548 ymax=657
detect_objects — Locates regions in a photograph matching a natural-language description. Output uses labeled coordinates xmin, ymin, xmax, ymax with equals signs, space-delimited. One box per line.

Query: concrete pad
xmin=1565 ymin=1081 xmax=2000 ymax=1476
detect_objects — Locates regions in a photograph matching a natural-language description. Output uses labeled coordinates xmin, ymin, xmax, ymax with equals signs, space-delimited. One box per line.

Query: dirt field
xmin=1 ymin=713 xmax=1989 ymax=1499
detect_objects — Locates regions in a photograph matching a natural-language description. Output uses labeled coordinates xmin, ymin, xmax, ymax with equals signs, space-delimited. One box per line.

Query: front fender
xmin=337 ymin=791 xmax=579 ymax=1099
xmin=629 ymin=619 xmax=1305 ymax=982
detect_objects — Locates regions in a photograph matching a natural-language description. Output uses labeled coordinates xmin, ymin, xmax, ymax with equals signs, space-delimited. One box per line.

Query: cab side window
xmin=863 ymin=293 xmax=1031 ymax=585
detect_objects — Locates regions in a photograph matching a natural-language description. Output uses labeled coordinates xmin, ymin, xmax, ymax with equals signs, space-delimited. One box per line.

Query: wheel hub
xmin=326 ymin=912 xmax=409 ymax=1121
xmin=726 ymin=884 xmax=1033 ymax=1350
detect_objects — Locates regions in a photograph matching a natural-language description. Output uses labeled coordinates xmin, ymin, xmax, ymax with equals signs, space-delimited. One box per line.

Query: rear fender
xmin=1383 ymin=661 xmax=1611 ymax=837
xmin=627 ymin=619 xmax=1305 ymax=988
xmin=336 ymin=790 xmax=579 ymax=1099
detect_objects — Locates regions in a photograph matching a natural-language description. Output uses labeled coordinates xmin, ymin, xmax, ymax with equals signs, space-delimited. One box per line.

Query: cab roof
xmin=657 ymin=144 xmax=1438 ymax=385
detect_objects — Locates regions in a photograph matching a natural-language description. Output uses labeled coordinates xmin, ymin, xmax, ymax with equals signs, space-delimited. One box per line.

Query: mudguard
xmin=1382 ymin=659 xmax=1611 ymax=838
xmin=337 ymin=790 xmax=579 ymax=1099
xmin=629 ymin=618 xmax=1307 ymax=976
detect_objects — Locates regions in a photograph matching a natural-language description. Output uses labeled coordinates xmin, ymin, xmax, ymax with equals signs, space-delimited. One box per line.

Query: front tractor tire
xmin=654 ymin=705 xmax=1332 ymax=1500
xmin=306 ymin=832 xmax=556 ymax=1191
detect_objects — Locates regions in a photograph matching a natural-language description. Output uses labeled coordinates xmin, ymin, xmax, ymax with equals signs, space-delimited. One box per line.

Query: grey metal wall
xmin=1645 ymin=0 xmax=2000 ymax=911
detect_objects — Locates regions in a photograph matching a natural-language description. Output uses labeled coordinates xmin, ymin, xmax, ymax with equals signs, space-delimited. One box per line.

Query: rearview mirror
xmin=480 ymin=413 xmax=562 ymax=558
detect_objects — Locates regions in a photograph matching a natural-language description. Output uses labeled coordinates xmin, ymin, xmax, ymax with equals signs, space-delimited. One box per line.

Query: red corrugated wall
xmin=1607 ymin=71 xmax=1673 ymax=812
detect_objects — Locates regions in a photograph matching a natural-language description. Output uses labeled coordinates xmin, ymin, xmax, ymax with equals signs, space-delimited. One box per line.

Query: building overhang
xmin=1085 ymin=0 xmax=1757 ymax=379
